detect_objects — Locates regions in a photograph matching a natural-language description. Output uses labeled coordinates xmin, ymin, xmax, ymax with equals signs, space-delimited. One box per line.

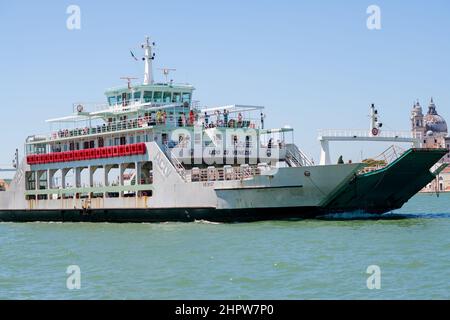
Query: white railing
xmin=358 ymin=145 xmax=407 ymax=174
xmin=189 ymin=166 xmax=262 ymax=183
xmin=318 ymin=129 xmax=420 ymax=139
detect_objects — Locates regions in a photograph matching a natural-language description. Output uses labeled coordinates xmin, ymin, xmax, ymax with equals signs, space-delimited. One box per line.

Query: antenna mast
xmin=142 ymin=36 xmax=155 ymax=85
xmin=369 ymin=103 xmax=383 ymax=136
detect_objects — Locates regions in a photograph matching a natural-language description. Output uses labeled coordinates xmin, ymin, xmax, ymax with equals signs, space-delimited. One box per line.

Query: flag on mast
xmin=130 ymin=50 xmax=139 ymax=61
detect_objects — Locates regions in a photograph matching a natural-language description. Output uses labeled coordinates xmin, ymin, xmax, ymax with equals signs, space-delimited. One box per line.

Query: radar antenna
xmin=120 ymin=77 xmax=139 ymax=89
xmin=158 ymin=68 xmax=176 ymax=84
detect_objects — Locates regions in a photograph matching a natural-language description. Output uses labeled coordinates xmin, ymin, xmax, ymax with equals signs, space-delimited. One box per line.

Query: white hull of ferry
xmin=0 ymin=142 xmax=363 ymax=222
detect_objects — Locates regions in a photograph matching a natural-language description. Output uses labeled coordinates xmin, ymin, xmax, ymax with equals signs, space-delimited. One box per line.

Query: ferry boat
xmin=0 ymin=38 xmax=447 ymax=222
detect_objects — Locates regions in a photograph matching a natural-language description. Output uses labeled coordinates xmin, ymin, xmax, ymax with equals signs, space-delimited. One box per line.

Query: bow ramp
xmin=322 ymin=148 xmax=448 ymax=213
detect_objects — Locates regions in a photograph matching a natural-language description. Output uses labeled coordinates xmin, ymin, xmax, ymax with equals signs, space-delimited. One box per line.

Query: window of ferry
xmin=173 ymin=92 xmax=181 ymax=103
xmin=134 ymin=91 xmax=141 ymax=101
xmin=117 ymin=95 xmax=123 ymax=104
xmin=182 ymin=92 xmax=191 ymax=103
xmin=143 ymin=91 xmax=152 ymax=102
xmin=34 ymin=144 xmax=46 ymax=154
xmin=163 ymin=92 xmax=172 ymax=103
xmin=120 ymin=137 xmax=126 ymax=145
xmin=153 ymin=91 xmax=162 ymax=103
xmin=98 ymin=137 xmax=104 ymax=148
xmin=108 ymin=96 xmax=117 ymax=106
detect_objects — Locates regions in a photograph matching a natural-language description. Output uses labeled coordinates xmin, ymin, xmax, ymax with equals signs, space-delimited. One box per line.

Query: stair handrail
xmin=165 ymin=147 xmax=187 ymax=181
xmin=286 ymin=144 xmax=313 ymax=166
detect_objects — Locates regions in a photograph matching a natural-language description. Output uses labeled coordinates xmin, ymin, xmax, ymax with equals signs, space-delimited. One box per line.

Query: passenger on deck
xmin=189 ymin=110 xmax=195 ymax=126
xmin=204 ymin=112 xmax=209 ymax=127
xmin=277 ymin=140 xmax=282 ymax=149
xmin=237 ymin=113 xmax=243 ymax=127
xmin=223 ymin=110 xmax=229 ymax=127
xmin=156 ymin=110 xmax=162 ymax=124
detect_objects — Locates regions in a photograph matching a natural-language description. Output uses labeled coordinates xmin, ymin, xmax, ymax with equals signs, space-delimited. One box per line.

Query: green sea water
xmin=1 ymin=193 xmax=449 ymax=300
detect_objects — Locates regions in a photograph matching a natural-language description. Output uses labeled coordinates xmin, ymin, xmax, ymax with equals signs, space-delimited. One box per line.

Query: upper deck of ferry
xmin=25 ymin=93 xmax=266 ymax=148
xmin=23 ymin=37 xmax=305 ymax=171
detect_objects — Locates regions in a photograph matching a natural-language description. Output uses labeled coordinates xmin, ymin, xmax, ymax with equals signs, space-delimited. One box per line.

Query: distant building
xmin=411 ymin=98 xmax=450 ymax=192
xmin=443 ymin=167 xmax=450 ymax=192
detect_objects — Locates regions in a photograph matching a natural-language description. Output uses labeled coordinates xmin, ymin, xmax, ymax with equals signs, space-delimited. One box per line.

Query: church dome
xmin=424 ymin=98 xmax=447 ymax=134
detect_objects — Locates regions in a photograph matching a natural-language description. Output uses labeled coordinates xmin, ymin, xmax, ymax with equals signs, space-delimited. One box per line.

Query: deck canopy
xmin=260 ymin=127 xmax=294 ymax=134
xmin=201 ymin=105 xmax=264 ymax=115
xmin=45 ymin=113 xmax=102 ymax=123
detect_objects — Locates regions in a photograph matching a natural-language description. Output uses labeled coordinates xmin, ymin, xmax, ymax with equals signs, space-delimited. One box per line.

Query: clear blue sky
xmin=0 ymin=0 xmax=449 ymax=166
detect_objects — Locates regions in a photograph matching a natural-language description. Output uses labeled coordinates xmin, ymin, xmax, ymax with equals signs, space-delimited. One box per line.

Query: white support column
xmin=135 ymin=162 xmax=141 ymax=198
xmin=48 ymin=169 xmax=56 ymax=190
xmin=119 ymin=164 xmax=125 ymax=186
xmin=319 ymin=139 xmax=331 ymax=165
xmin=136 ymin=162 xmax=141 ymax=185
xmin=89 ymin=166 xmax=95 ymax=199
xmin=119 ymin=163 xmax=125 ymax=197
xmin=35 ymin=171 xmax=41 ymax=191
xmin=104 ymin=165 xmax=110 ymax=187
xmin=61 ymin=169 xmax=69 ymax=199
xmin=104 ymin=165 xmax=111 ymax=198
xmin=75 ymin=167 xmax=81 ymax=188
xmin=89 ymin=166 xmax=95 ymax=188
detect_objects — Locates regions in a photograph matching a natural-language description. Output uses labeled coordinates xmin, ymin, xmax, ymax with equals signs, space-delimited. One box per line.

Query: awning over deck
xmin=260 ymin=127 xmax=294 ymax=134
xmin=45 ymin=113 xmax=102 ymax=123
xmin=201 ymin=105 xmax=264 ymax=115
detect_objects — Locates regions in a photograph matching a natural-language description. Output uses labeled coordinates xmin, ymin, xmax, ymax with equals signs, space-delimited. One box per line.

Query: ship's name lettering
xmin=203 ymin=182 xmax=214 ymax=187
xmin=154 ymin=153 xmax=171 ymax=177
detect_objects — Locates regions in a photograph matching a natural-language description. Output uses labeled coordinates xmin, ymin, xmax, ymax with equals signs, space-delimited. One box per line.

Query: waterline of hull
xmin=0 ymin=206 xmax=394 ymax=223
